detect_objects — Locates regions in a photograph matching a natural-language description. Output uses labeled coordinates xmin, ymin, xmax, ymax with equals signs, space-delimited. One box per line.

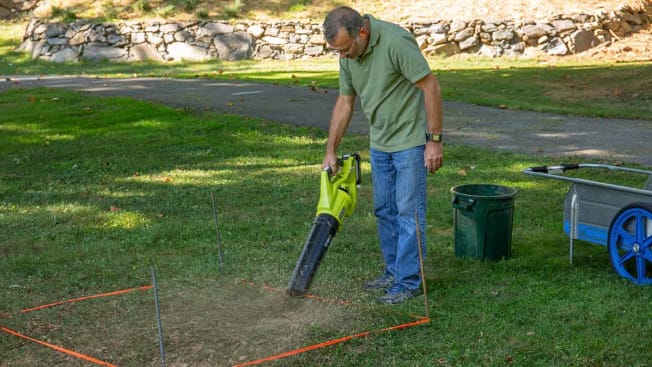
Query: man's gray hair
xmin=322 ymin=6 xmax=364 ymax=42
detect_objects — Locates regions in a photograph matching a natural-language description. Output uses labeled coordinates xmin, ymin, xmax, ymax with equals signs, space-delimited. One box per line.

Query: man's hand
xmin=322 ymin=152 xmax=339 ymax=174
xmin=424 ymin=141 xmax=443 ymax=173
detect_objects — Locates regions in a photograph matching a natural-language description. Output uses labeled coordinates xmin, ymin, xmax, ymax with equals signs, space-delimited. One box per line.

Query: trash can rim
xmin=450 ymin=183 xmax=518 ymax=199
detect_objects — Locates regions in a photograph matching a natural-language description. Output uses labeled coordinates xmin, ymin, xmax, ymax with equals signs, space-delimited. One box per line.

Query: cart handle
xmin=528 ymin=164 xmax=580 ymax=173
xmin=525 ymin=163 xmax=652 ymax=176
xmin=522 ymin=163 xmax=652 ymax=196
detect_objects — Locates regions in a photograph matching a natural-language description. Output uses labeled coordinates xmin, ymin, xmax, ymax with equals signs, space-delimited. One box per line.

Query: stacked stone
xmin=412 ymin=6 xmax=650 ymax=57
xmin=248 ymin=21 xmax=325 ymax=60
xmin=18 ymin=19 xmax=258 ymax=62
xmin=17 ymin=5 xmax=650 ymax=63
xmin=0 ymin=0 xmax=39 ymax=19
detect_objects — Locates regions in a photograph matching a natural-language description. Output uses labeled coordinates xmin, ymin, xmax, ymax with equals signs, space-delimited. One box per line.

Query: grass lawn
xmin=1 ymin=87 xmax=651 ymax=366
xmin=1 ymin=14 xmax=652 ymax=366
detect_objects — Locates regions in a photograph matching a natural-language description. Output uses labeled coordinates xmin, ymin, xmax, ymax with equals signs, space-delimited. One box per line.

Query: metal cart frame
xmin=523 ymin=163 xmax=652 ymax=285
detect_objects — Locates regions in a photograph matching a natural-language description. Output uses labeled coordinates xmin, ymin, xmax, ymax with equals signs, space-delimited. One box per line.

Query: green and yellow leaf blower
xmin=287 ymin=153 xmax=361 ymax=296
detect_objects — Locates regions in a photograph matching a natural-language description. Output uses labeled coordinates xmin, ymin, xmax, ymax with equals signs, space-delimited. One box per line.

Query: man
xmin=321 ymin=6 xmax=444 ymax=304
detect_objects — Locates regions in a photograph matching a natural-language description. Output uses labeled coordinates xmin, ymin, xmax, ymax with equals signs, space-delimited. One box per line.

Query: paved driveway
xmin=2 ymin=75 xmax=650 ymax=167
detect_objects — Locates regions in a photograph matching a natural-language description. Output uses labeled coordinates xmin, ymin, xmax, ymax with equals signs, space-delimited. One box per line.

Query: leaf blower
xmin=287 ymin=153 xmax=361 ymax=296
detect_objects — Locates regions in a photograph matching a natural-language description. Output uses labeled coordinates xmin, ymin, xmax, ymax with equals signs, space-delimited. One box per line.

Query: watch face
xmin=426 ymin=133 xmax=442 ymax=142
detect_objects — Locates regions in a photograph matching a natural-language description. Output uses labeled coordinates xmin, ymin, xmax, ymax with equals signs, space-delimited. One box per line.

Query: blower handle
xmin=340 ymin=153 xmax=362 ymax=186
xmin=323 ymin=154 xmax=361 ymax=185
xmin=322 ymin=157 xmax=343 ymax=176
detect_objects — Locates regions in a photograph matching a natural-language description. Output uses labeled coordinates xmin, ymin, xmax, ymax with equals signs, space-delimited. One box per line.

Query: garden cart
xmin=523 ymin=163 xmax=652 ymax=285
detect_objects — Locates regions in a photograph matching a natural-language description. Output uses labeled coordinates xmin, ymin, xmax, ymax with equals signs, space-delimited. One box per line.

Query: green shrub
xmin=133 ymin=0 xmax=152 ymax=13
xmin=174 ymin=0 xmax=199 ymax=12
xmin=224 ymin=0 xmax=242 ymax=18
xmin=154 ymin=4 xmax=176 ymax=18
xmin=50 ymin=6 xmax=78 ymax=22
xmin=195 ymin=8 xmax=209 ymax=19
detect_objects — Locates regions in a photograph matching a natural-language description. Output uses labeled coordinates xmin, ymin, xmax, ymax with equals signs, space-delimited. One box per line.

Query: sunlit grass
xmin=104 ymin=210 xmax=151 ymax=228
xmin=2 ymin=88 xmax=651 ymax=366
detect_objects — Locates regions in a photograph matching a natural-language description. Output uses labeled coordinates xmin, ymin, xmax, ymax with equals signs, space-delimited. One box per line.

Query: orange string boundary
xmin=2 ymin=281 xmax=431 ymax=367
xmin=234 ymin=279 xmax=432 ymax=367
xmin=1 ymin=327 xmax=118 ymax=367
xmin=0 ymin=285 xmax=152 ymax=366
xmin=20 ymin=285 xmax=153 ymax=315
xmin=232 ymin=316 xmax=431 ymax=367
xmin=1 ymin=285 xmax=153 ymax=319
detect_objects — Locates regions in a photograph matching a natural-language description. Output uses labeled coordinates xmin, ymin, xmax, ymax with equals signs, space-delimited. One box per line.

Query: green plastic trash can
xmin=451 ymin=184 xmax=517 ymax=261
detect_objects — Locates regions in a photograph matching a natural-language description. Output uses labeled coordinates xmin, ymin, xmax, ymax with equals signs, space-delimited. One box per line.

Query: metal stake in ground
xmin=414 ymin=212 xmax=430 ymax=318
xmin=210 ymin=192 xmax=225 ymax=273
xmin=151 ymin=267 xmax=167 ymax=367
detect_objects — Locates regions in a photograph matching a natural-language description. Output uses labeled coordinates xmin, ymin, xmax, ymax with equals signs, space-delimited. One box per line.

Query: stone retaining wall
xmin=0 ymin=0 xmax=38 ymax=19
xmin=17 ymin=5 xmax=650 ymax=62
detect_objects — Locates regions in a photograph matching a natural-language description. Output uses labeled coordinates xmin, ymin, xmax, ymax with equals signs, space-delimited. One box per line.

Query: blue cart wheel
xmin=607 ymin=202 xmax=652 ymax=285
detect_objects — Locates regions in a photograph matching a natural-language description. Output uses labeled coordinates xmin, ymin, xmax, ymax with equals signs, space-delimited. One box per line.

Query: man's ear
xmin=360 ymin=26 xmax=368 ymax=39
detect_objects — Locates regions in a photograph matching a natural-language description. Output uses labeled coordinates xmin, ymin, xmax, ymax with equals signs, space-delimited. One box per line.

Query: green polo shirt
xmin=339 ymin=15 xmax=432 ymax=152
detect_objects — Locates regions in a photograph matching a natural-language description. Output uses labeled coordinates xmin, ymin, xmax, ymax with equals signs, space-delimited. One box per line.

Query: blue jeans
xmin=370 ymin=146 xmax=427 ymax=291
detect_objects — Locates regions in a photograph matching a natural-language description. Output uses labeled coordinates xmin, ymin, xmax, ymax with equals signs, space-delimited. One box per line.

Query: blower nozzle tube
xmin=287 ymin=214 xmax=339 ymax=296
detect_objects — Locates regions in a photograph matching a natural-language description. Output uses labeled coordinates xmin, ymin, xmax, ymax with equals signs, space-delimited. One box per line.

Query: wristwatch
xmin=425 ymin=132 xmax=443 ymax=142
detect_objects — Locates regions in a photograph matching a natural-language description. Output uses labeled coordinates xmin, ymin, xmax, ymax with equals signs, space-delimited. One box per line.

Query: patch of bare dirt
xmin=1 ymin=278 xmax=379 ymax=366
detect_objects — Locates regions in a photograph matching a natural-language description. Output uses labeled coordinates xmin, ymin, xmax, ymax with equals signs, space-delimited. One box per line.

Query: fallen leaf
xmin=505 ymin=355 xmax=514 ymax=364
xmin=457 ymin=169 xmax=467 ymax=176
